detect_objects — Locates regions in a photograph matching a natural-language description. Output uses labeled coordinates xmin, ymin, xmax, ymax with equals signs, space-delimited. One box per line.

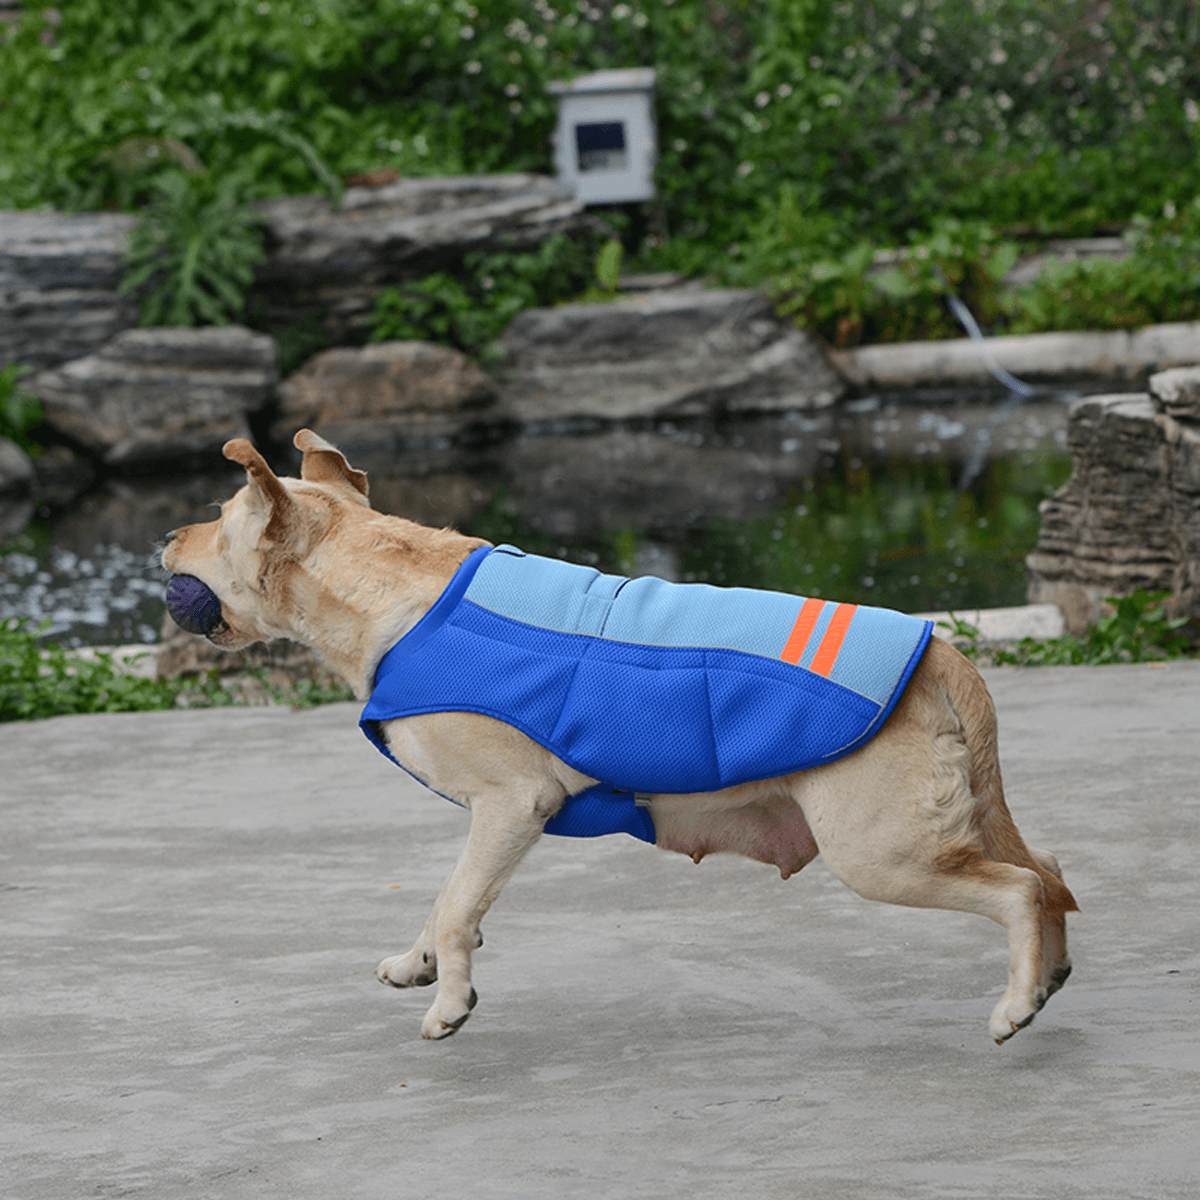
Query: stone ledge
xmin=916 ymin=603 xmax=1066 ymax=645
xmin=829 ymin=323 xmax=1200 ymax=392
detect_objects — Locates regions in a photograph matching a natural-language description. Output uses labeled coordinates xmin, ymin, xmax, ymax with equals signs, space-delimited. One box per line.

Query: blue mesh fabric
xmin=361 ymin=546 xmax=933 ymax=841
xmin=542 ymin=784 xmax=656 ymax=842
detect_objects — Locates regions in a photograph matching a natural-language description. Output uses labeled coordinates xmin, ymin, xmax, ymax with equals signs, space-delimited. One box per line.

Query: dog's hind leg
xmin=1026 ymin=848 xmax=1072 ymax=998
xmin=805 ymin=774 xmax=1052 ymax=1042
xmin=795 ymin=639 xmax=1071 ymax=1043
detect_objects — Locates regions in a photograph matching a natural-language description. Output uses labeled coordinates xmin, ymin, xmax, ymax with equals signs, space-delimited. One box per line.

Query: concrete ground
xmin=3 ymin=660 xmax=1199 ymax=1199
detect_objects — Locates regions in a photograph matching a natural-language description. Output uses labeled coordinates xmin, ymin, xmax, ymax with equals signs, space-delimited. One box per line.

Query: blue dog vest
xmin=362 ymin=545 xmax=932 ymax=845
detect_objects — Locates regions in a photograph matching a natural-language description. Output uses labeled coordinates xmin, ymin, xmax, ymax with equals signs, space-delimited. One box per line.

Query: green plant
xmin=766 ymin=213 xmax=1018 ymax=346
xmin=0 ymin=364 xmax=43 ymax=452
xmin=1006 ymin=201 xmax=1200 ymax=334
xmin=275 ymin=315 xmax=333 ymax=377
xmin=948 ymin=590 xmax=1193 ymax=667
xmin=8 ymin=1 xmax=1200 ymax=262
xmin=368 ymin=232 xmax=598 ymax=358
xmin=120 ymin=170 xmax=267 ymax=328
xmin=576 ymin=238 xmax=625 ymax=303
xmin=1 ymin=618 xmax=183 ymax=719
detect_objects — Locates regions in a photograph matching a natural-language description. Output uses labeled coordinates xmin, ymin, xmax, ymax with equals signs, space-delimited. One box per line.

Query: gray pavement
xmin=3 ymin=661 xmax=1199 ymax=1199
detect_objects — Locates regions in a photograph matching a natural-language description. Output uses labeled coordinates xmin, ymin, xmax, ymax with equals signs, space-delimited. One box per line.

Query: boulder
xmin=1149 ymin=366 xmax=1200 ymax=423
xmin=1026 ymin=391 xmax=1200 ymax=632
xmin=30 ymin=444 xmax=97 ymax=510
xmin=0 ymin=210 xmax=139 ymax=369
xmin=0 ymin=495 xmax=33 ymax=540
xmin=272 ymin=340 xmax=499 ymax=448
xmin=492 ymin=287 xmax=845 ymax=423
xmin=155 ymin=617 xmax=343 ymax=693
xmin=30 ymin=326 xmax=277 ymax=469
xmin=0 ymin=436 xmax=35 ymax=494
xmin=251 ymin=174 xmax=591 ymax=345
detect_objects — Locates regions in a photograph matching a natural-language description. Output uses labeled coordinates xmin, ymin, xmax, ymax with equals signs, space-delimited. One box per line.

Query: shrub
xmin=368 ymin=231 xmax=600 ymax=358
xmin=0 ymin=364 xmax=43 ymax=452
xmin=1005 ymin=200 xmax=1200 ymax=334
xmin=763 ymin=207 xmax=1018 ymax=346
xmin=5 ymin=1 xmax=1199 ymax=256
xmin=119 ymin=170 xmax=267 ymax=327
xmin=946 ymin=590 xmax=1194 ymax=666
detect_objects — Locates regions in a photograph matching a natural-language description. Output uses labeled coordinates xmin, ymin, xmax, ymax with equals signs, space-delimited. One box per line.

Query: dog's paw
xmin=421 ymin=987 xmax=478 ymax=1040
xmin=989 ymin=989 xmax=1047 ymax=1044
xmin=377 ymin=949 xmax=437 ymax=989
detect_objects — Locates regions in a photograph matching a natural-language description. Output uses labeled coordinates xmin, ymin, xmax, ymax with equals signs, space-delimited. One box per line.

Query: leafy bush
xmin=576 ymin=238 xmax=625 ymax=303
xmin=762 ymin=206 xmax=1018 ymax=346
xmin=747 ymin=197 xmax=1200 ymax=347
xmin=0 ymin=364 xmax=43 ymax=452
xmin=1005 ymin=200 xmax=1200 ymax=334
xmin=946 ymin=590 xmax=1194 ymax=666
xmin=368 ymin=231 xmax=599 ymax=357
xmin=120 ymin=171 xmax=267 ymax=327
xmin=5 ymin=1 xmax=1199 ymax=257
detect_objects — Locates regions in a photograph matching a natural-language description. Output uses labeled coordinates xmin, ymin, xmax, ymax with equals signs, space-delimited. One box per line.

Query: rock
xmin=0 ymin=436 xmax=35 ymax=494
xmin=272 ymin=341 xmax=498 ymax=448
xmin=0 ymin=210 xmax=138 ymax=369
xmin=1026 ymin=392 xmax=1200 ymax=632
xmin=0 ymin=495 xmax=33 ymax=540
xmin=1001 ymin=237 xmax=1129 ymax=287
xmin=155 ymin=617 xmax=346 ymax=695
xmin=251 ymin=174 xmax=590 ymax=345
xmin=30 ymin=326 xmax=277 ymax=469
xmin=916 ymin=604 xmax=1066 ymax=644
xmin=831 ymin=323 xmax=1200 ymax=394
xmin=492 ymin=287 xmax=845 ymax=424
xmin=31 ymin=443 xmax=97 ymax=510
xmin=1149 ymin=366 xmax=1200 ymax=423
xmin=3 ymin=178 xmax=590 ymax=367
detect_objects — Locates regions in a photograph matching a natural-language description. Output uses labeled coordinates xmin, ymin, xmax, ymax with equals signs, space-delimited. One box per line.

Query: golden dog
xmin=161 ymin=429 xmax=1077 ymax=1043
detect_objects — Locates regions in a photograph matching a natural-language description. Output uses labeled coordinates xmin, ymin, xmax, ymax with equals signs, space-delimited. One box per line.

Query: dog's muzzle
xmin=165 ymin=574 xmax=225 ymax=636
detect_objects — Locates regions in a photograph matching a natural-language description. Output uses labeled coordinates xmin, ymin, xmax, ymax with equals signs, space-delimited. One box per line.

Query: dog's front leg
xmin=373 ymin=713 xmax=584 ymax=1038
xmin=417 ymin=794 xmax=545 ymax=1039
xmin=376 ymin=897 xmax=446 ymax=990
xmin=375 ymin=826 xmax=508 ymax=997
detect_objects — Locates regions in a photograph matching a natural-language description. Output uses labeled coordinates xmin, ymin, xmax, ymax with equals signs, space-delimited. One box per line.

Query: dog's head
xmin=161 ymin=428 xmax=371 ymax=652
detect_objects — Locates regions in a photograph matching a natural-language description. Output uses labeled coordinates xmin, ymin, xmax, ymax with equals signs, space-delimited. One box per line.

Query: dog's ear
xmin=293 ymin=428 xmax=370 ymax=505
xmin=223 ymin=438 xmax=297 ymax=544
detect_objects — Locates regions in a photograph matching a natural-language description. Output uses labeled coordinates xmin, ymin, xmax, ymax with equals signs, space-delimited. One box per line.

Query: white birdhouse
xmin=548 ymin=68 xmax=657 ymax=204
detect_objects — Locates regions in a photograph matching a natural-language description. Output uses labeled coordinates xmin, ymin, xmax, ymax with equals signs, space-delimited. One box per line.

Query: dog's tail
xmin=937 ymin=638 xmax=1080 ymax=920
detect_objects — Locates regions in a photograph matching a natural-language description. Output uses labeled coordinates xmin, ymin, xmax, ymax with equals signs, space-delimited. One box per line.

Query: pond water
xmin=0 ymin=393 xmax=1074 ymax=647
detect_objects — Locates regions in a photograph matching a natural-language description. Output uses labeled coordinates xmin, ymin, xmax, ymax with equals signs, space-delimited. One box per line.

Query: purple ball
xmin=165 ymin=574 xmax=224 ymax=635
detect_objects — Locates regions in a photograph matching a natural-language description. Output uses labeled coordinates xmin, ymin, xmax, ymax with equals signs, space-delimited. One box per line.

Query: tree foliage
xmin=4 ymin=0 xmax=1198 ymax=249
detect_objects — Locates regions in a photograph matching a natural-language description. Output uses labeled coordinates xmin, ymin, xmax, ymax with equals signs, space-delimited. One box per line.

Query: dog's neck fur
xmin=282 ymin=499 xmax=487 ymax=699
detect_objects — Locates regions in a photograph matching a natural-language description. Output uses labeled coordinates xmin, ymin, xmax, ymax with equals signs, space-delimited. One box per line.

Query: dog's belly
xmin=649 ymin=786 xmax=819 ymax=879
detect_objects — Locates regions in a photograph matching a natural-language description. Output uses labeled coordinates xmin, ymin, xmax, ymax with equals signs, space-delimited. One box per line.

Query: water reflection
xmin=1 ymin=398 xmax=1072 ymax=646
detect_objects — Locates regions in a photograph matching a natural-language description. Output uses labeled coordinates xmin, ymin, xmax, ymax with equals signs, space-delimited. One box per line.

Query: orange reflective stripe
xmin=780 ymin=597 xmax=825 ymax=665
xmin=808 ymin=603 xmax=857 ymax=677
